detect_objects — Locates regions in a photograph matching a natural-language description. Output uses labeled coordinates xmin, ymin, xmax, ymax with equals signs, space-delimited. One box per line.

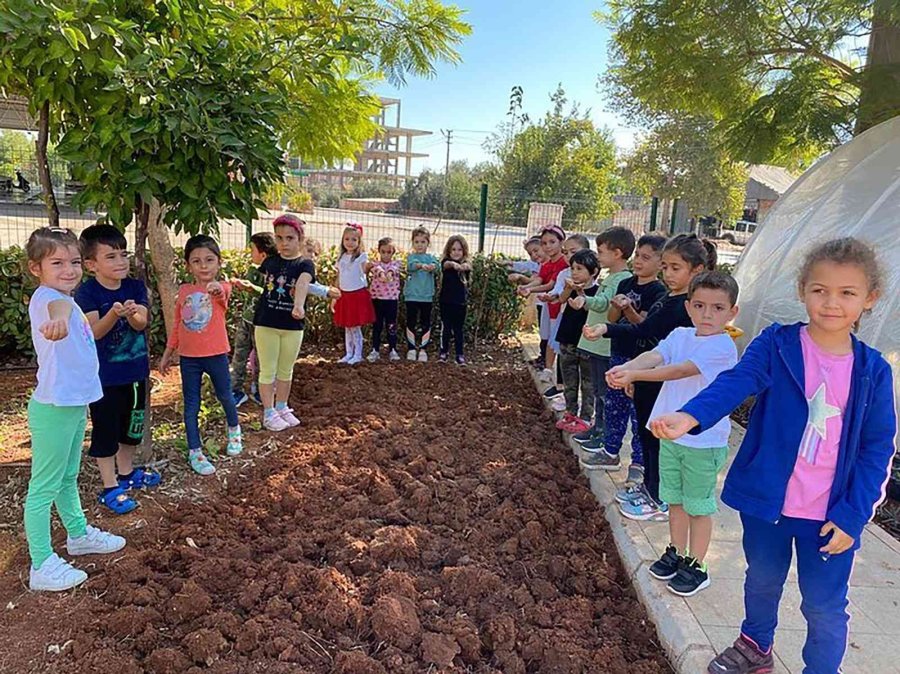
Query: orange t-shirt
xmin=166 ymin=282 xmax=232 ymax=357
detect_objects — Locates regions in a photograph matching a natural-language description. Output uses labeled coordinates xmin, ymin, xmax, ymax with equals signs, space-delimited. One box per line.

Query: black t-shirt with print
xmin=253 ymin=256 xmax=316 ymax=330
xmin=555 ymin=285 xmax=599 ymax=346
xmin=610 ymin=277 xmax=668 ymax=357
xmin=439 ymin=263 xmax=469 ymax=305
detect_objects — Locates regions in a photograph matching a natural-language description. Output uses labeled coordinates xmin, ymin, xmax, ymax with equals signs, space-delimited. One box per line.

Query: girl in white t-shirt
xmin=24 ymin=228 xmax=126 ymax=592
xmin=333 ymin=223 xmax=375 ymax=364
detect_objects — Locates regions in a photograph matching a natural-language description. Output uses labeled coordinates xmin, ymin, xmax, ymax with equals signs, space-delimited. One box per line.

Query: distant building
xmin=295 ymin=97 xmax=432 ymax=190
xmin=0 ymin=95 xmax=34 ymax=131
xmin=744 ymin=164 xmax=798 ymax=222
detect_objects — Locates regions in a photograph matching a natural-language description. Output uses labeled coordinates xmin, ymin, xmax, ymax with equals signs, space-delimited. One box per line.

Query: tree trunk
xmin=35 ymin=101 xmax=60 ymax=228
xmin=133 ymin=200 xmax=153 ymax=465
xmin=147 ymin=201 xmax=178 ymax=338
xmin=855 ymin=0 xmax=900 ymax=134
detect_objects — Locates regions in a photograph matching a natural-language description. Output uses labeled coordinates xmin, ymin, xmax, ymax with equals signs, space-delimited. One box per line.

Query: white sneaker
xmin=407 ymin=349 xmax=418 ymax=361
xmin=67 ymin=525 xmax=126 ymax=556
xmin=264 ymin=411 xmax=290 ymax=432
xmin=367 ymin=350 xmax=380 ymax=362
xmin=551 ymin=395 xmax=567 ymax=412
xmin=337 ymin=354 xmax=353 ymax=364
xmin=418 ymin=350 xmax=428 ymax=362
xmin=389 ymin=350 xmax=401 ymax=361
xmin=29 ymin=553 xmax=87 ymax=592
xmin=348 ymin=356 xmax=364 ymax=365
xmin=279 ymin=407 xmax=301 ymax=427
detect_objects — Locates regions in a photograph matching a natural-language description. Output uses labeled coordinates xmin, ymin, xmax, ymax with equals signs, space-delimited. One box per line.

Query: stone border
xmin=524 ymin=357 xmax=714 ymax=673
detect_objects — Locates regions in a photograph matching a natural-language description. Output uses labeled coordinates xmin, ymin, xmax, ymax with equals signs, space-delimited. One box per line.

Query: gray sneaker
xmin=626 ymin=463 xmax=645 ymax=485
xmin=579 ymin=449 xmax=620 ymax=471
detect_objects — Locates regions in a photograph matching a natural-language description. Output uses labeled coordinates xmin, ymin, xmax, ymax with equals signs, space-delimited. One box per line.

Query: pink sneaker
xmin=568 ymin=417 xmax=592 ymax=433
xmin=555 ymin=413 xmax=576 ymax=430
xmin=264 ymin=411 xmax=290 ymax=432
xmin=279 ymin=407 xmax=301 ymax=427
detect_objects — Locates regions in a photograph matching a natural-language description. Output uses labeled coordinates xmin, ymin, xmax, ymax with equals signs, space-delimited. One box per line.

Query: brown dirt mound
xmin=0 ymin=348 xmax=670 ymax=673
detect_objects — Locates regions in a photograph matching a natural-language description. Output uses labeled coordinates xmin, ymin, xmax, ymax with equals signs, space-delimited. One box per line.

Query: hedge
xmin=0 ymin=245 xmax=523 ymax=359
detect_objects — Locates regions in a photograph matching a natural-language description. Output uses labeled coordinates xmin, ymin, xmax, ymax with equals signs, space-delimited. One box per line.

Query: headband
xmin=540 ymin=225 xmax=566 ymax=241
xmin=345 ymin=222 xmax=364 ymax=235
xmin=273 ymin=214 xmax=305 ymax=236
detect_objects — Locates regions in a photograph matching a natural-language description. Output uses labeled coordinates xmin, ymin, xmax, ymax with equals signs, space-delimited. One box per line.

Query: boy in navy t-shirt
xmin=75 ymin=225 xmax=160 ymax=514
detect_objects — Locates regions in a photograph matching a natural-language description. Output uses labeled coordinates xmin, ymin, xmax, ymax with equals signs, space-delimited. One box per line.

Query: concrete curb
xmin=524 ymin=355 xmax=714 ymax=674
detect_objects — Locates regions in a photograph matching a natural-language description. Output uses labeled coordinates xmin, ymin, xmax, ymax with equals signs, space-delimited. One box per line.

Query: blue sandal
xmin=119 ymin=467 xmax=162 ymax=490
xmin=98 ymin=486 xmax=139 ymax=515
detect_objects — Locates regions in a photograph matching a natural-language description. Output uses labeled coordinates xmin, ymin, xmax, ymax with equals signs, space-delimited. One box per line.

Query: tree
xmin=600 ymin=1 xmax=900 ymax=168
xmin=399 ymin=160 xmax=488 ymax=218
xmin=1 ymin=0 xmax=470 ymax=332
xmin=487 ymin=86 xmax=620 ymax=228
xmin=624 ymin=117 xmax=749 ymax=224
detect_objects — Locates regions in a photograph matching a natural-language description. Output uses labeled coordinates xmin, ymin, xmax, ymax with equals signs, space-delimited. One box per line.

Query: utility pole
xmin=441 ymin=129 xmax=452 ymax=213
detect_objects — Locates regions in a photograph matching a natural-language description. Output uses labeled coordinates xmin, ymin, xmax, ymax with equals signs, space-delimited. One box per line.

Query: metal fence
xmin=0 ymin=144 xmax=659 ymax=258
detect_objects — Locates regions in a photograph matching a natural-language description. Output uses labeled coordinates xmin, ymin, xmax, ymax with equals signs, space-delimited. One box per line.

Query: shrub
xmin=0 ymin=246 xmax=524 ymax=359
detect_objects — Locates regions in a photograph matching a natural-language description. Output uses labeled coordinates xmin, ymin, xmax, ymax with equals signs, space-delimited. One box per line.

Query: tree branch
xmin=744 ymin=47 xmax=857 ymax=80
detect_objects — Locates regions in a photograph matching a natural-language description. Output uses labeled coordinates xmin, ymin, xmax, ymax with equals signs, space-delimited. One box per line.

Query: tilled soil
xmin=0 ymin=349 xmax=670 ymax=673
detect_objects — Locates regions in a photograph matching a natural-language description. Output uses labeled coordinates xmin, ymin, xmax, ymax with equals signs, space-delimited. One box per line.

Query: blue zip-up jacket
xmin=681 ymin=322 xmax=896 ymax=541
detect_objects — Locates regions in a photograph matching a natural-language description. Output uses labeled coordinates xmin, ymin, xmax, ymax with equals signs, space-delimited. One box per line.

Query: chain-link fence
xmin=0 ymin=144 xmax=658 ymax=258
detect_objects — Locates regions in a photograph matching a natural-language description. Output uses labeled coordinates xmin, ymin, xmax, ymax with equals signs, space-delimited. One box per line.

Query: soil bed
xmin=0 ymin=346 xmax=670 ymax=673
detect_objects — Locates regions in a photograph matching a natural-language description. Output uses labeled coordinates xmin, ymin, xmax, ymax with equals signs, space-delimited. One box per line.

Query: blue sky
xmin=377 ymin=0 xmax=635 ymax=172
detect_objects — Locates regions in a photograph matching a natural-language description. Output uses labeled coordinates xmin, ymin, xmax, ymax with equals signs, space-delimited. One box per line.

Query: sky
xmin=376 ymin=0 xmax=636 ymax=173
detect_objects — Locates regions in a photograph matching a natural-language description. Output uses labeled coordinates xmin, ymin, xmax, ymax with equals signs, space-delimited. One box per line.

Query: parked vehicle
xmin=719 ymin=220 xmax=757 ymax=245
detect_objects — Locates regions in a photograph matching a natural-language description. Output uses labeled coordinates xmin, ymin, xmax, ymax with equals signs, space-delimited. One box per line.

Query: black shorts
xmin=88 ymin=380 xmax=147 ymax=458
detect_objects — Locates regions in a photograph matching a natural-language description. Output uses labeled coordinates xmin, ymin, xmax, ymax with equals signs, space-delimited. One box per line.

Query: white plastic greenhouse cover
xmin=733 ymin=114 xmax=900 ymax=422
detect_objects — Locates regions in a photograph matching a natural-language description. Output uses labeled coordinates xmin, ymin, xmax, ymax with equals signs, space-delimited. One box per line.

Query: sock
xmin=275 ymin=402 xmax=287 ymax=411
xmin=264 ymin=407 xmax=277 ymax=417
xmin=117 ymin=470 xmax=135 ymax=481
xmin=344 ymin=330 xmax=352 ymax=357
xmin=189 ymin=447 xmax=203 ymax=456
xmin=228 ymin=425 xmax=241 ymax=436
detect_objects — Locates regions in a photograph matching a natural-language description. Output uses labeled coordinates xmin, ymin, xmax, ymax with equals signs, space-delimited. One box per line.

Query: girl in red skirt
xmin=333 ymin=223 xmax=375 ymax=364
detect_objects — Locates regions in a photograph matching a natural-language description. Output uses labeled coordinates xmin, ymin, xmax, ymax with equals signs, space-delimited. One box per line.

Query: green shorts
xmin=658 ymin=439 xmax=728 ymax=516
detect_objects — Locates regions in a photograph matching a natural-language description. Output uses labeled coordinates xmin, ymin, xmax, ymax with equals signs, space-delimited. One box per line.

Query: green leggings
xmin=25 ymin=399 xmax=88 ymax=569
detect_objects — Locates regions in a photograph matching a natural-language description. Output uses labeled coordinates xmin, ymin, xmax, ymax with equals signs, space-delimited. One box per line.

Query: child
xmin=159 ymin=235 xmax=242 ymax=473
xmin=604 ymin=234 xmax=668 ymax=485
xmin=653 ymin=238 xmax=895 ymax=674
xmin=518 ymin=226 xmax=569 ymax=386
xmin=570 ymin=227 xmax=635 ymax=468
xmin=249 ymin=214 xmax=314 ymax=431
xmin=75 ymin=224 xmax=158 ymax=515
xmin=301 ymin=238 xmax=342 ymax=301
xmin=538 ymin=233 xmax=590 ymax=411
xmin=439 ymin=234 xmax=472 ymax=364
xmin=504 ymin=236 xmax=547 ymax=368
xmin=607 ymin=271 xmax=739 ymax=596
xmin=404 ymin=226 xmax=440 ymax=361
xmin=24 ymin=227 xmax=125 ymax=591
xmin=333 ymin=222 xmax=375 ymax=364
xmin=366 ymin=237 xmax=402 ymax=362
xmin=229 ymin=232 xmax=277 ymax=407
xmin=583 ymin=233 xmax=716 ymax=520
xmin=554 ymin=248 xmax=600 ymax=433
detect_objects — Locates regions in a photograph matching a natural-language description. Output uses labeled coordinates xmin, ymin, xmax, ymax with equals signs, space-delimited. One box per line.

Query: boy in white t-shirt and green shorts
xmin=606 ymin=271 xmax=739 ymax=597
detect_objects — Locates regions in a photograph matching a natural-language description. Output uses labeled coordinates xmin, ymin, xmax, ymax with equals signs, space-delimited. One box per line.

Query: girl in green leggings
xmin=24 ymin=228 xmax=126 ymax=591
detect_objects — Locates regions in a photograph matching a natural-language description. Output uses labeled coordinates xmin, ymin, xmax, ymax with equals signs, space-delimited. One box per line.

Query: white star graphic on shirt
xmin=807 ymin=382 xmax=841 ymax=442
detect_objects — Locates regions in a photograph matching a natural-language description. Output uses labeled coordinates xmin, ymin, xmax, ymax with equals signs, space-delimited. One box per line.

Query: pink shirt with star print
xmin=781 ymin=327 xmax=854 ymax=521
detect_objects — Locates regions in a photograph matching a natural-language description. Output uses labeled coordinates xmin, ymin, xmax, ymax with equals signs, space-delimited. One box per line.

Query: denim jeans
xmin=180 ymin=354 xmax=239 ymax=450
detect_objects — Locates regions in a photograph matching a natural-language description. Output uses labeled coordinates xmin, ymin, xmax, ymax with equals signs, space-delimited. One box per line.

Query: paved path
xmin=522 ymin=335 xmax=900 ymax=674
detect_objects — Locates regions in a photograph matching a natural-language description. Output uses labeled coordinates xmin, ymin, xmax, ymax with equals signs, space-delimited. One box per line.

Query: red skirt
xmin=334 ymin=287 xmax=376 ymax=327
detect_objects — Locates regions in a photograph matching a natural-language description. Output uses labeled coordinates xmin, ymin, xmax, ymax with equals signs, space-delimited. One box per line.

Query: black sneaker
xmin=648 ymin=545 xmax=682 ymax=581
xmin=572 ymin=428 xmax=598 ymax=444
xmin=542 ymin=386 xmax=562 ymax=399
xmin=667 ymin=557 xmax=710 ymax=597
xmin=707 ymin=635 xmax=775 ymax=673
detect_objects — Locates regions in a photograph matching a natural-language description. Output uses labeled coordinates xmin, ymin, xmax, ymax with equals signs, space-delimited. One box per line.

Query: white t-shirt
xmin=648 ymin=327 xmax=738 ymax=448
xmin=338 ymin=252 xmax=369 ymax=292
xmin=29 ymin=286 xmax=102 ymax=406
